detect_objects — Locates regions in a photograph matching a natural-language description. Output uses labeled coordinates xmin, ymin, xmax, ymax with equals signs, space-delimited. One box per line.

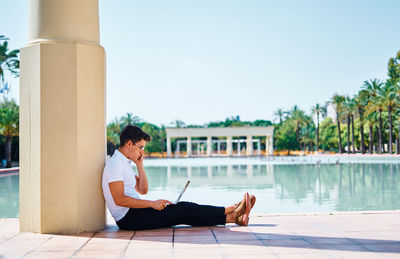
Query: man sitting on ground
xmin=102 ymin=125 xmax=256 ymax=230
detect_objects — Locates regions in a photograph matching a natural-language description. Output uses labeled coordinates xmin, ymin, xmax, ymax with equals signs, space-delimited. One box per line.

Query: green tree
xmin=120 ymin=112 xmax=140 ymax=128
xmin=141 ymin=123 xmax=162 ymax=154
xmin=274 ymin=108 xmax=285 ymax=125
xmin=344 ymin=96 xmax=357 ymax=154
xmin=0 ymin=37 xmax=19 ymax=85
xmin=354 ymin=90 xmax=369 ymax=154
xmin=330 ymin=94 xmax=345 ymax=153
xmin=388 ymin=50 xmax=400 ymax=85
xmin=286 ymin=105 xmax=307 ymax=145
xmin=380 ymin=81 xmax=398 ymax=154
xmin=275 ymin=119 xmax=297 ymax=155
xmin=107 ymin=118 xmax=122 ymax=146
xmin=363 ymin=79 xmax=384 ymax=153
xmin=0 ymin=99 xmax=19 ymax=168
xmin=319 ymin=117 xmax=338 ymax=151
xmin=311 ymin=103 xmax=327 ymax=152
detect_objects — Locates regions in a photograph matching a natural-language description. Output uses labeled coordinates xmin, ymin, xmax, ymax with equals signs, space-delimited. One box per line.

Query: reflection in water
xmin=0 ymin=164 xmax=399 ymax=217
xmin=0 ymin=174 xmax=19 ymax=218
xmin=144 ymin=163 xmax=400 ymax=213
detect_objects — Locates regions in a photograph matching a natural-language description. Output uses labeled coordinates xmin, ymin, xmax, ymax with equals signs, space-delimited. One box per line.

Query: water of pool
xmin=1 ymin=163 xmax=399 ymax=218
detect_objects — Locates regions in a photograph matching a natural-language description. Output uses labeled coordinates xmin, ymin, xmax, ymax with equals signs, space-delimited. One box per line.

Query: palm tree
xmin=0 ymin=39 xmax=20 ymax=85
xmin=344 ymin=96 xmax=357 ymax=154
xmin=380 ymin=81 xmax=398 ymax=154
xmin=311 ymin=103 xmax=327 ymax=152
xmin=107 ymin=118 xmax=122 ymax=146
xmin=363 ymin=79 xmax=384 ymax=153
xmin=330 ymin=94 xmax=345 ymax=153
xmin=273 ymin=108 xmax=285 ymax=125
xmin=354 ymin=90 xmax=369 ymax=154
xmin=286 ymin=105 xmax=307 ymax=145
xmin=0 ymin=99 xmax=19 ymax=168
xmin=120 ymin=112 xmax=140 ymax=128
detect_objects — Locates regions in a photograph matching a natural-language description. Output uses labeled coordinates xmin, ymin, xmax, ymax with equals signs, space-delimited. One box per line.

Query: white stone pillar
xmin=167 ymin=137 xmax=172 ymax=157
xmin=187 ymin=137 xmax=192 ymax=157
xmin=20 ymin=0 xmax=105 ymax=234
xmin=227 ymin=136 xmax=233 ymax=156
xmin=217 ymin=141 xmax=221 ymax=153
xmin=266 ymin=135 xmax=273 ymax=156
xmin=246 ymin=135 xmax=253 ymax=156
xmin=269 ymin=135 xmax=274 ymax=155
xmin=206 ymin=136 xmax=212 ymax=157
xmin=176 ymin=141 xmax=180 ymax=152
xmin=237 ymin=141 xmax=241 ymax=155
xmin=257 ymin=139 xmax=261 ymax=156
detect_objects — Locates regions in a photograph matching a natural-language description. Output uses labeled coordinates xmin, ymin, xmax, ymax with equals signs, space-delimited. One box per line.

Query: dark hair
xmin=119 ymin=125 xmax=151 ymax=147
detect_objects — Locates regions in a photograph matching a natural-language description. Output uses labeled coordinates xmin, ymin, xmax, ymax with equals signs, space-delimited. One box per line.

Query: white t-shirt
xmin=102 ymin=149 xmax=140 ymax=221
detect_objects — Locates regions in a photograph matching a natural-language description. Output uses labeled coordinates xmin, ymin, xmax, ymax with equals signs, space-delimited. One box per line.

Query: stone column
xmin=269 ymin=135 xmax=274 ymax=155
xmin=187 ymin=137 xmax=192 ymax=157
xmin=206 ymin=136 xmax=212 ymax=157
xmin=226 ymin=136 xmax=233 ymax=156
xmin=217 ymin=141 xmax=221 ymax=153
xmin=237 ymin=141 xmax=241 ymax=155
xmin=257 ymin=139 xmax=261 ymax=156
xmin=266 ymin=135 xmax=273 ymax=156
xmin=167 ymin=137 xmax=172 ymax=157
xmin=246 ymin=135 xmax=253 ymax=156
xmin=20 ymin=0 xmax=105 ymax=234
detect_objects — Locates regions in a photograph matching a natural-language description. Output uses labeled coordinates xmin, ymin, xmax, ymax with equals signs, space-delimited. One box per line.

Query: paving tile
xmin=34 ymin=234 xmax=91 ymax=251
xmin=363 ymin=243 xmax=400 ymax=253
xmin=305 ymin=236 xmax=357 ymax=246
xmin=263 ymin=239 xmax=313 ymax=248
xmin=174 ymin=255 xmax=223 ymax=259
xmin=134 ymin=228 xmax=173 ymax=236
xmin=1 ymin=212 xmax=400 ymax=258
xmin=174 ymin=234 xmax=216 ymax=243
xmin=173 ymin=241 xmax=219 ymax=249
xmin=173 ymin=247 xmax=222 ymax=256
xmin=124 ymin=247 xmax=173 ymax=258
xmin=24 ymin=250 xmax=75 ymax=259
xmin=323 ymin=251 xmax=386 ymax=259
xmin=315 ymin=244 xmax=372 ymax=252
xmin=215 ymin=233 xmax=258 ymax=242
xmin=226 ymin=255 xmax=277 ymax=259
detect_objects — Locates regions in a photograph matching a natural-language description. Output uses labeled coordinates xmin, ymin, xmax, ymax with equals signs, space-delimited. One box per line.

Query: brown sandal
xmin=234 ymin=193 xmax=251 ymax=226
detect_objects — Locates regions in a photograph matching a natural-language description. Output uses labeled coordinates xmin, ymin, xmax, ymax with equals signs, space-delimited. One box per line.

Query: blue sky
xmin=1 ymin=0 xmax=399 ymax=126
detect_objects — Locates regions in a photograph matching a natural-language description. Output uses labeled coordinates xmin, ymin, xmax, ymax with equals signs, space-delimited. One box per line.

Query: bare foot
xmin=224 ymin=204 xmax=237 ymax=215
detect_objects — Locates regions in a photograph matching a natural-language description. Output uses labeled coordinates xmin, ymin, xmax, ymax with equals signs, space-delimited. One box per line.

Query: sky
xmin=1 ymin=0 xmax=400 ymax=126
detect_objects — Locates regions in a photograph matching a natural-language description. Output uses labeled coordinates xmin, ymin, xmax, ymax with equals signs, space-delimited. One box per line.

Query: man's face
xmin=126 ymin=139 xmax=146 ymax=161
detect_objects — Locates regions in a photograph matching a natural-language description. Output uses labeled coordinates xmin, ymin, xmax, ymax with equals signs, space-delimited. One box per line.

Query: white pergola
xmin=166 ymin=126 xmax=274 ymax=157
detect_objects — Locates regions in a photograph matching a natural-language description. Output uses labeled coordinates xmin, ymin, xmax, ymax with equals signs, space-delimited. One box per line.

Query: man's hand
xmin=151 ymin=199 xmax=173 ymax=211
xmin=132 ymin=154 xmax=144 ymax=167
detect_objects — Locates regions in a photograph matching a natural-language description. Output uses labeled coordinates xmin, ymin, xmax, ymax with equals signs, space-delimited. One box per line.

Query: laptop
xmin=175 ymin=180 xmax=190 ymax=204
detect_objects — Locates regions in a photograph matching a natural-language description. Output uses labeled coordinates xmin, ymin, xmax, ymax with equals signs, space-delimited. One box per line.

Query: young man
xmin=102 ymin=125 xmax=255 ymax=230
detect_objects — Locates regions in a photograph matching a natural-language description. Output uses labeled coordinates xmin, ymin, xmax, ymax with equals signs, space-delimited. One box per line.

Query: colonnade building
xmin=166 ymin=126 xmax=274 ymax=157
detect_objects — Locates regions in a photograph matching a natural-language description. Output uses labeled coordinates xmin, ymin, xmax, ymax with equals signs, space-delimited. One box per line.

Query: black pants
xmin=116 ymin=201 xmax=226 ymax=230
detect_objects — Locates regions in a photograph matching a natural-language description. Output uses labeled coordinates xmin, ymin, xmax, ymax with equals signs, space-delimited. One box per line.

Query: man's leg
xmin=117 ymin=202 xmax=226 ymax=230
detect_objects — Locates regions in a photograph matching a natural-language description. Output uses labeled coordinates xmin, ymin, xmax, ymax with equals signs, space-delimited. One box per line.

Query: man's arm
xmin=109 ymin=181 xmax=171 ymax=210
xmin=133 ymin=156 xmax=149 ymax=195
